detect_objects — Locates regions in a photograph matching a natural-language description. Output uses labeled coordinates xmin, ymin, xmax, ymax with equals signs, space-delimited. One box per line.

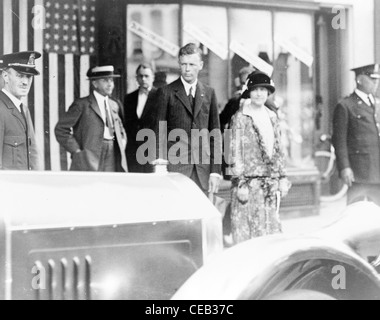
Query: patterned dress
xmin=229 ymin=103 xmax=290 ymax=244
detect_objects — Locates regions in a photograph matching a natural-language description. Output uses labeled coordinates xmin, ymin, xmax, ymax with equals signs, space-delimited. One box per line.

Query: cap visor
xmin=12 ymin=66 xmax=40 ymax=76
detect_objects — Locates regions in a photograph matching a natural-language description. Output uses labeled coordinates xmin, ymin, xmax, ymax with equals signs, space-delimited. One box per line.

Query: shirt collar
xmin=93 ymin=90 xmax=108 ymax=103
xmin=139 ymin=86 xmax=151 ymax=95
xmin=355 ymin=89 xmax=371 ymax=106
xmin=181 ymin=77 xmax=197 ymax=96
xmin=2 ymin=88 xmax=23 ymax=109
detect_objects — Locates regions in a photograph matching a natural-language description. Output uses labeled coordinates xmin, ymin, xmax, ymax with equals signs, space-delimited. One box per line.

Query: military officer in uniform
xmin=0 ymin=51 xmax=42 ymax=170
xmin=332 ymin=64 xmax=380 ymax=206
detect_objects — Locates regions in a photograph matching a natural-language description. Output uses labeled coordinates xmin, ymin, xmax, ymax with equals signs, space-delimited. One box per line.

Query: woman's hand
xmin=237 ymin=181 xmax=249 ymax=204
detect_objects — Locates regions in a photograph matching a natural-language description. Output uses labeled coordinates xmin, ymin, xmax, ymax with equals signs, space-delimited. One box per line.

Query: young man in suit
xmin=124 ymin=63 xmax=158 ymax=173
xmin=0 ymin=51 xmax=42 ymax=170
xmin=155 ymin=43 xmax=222 ymax=195
xmin=55 ymin=66 xmax=128 ymax=172
xmin=332 ymin=64 xmax=380 ymax=205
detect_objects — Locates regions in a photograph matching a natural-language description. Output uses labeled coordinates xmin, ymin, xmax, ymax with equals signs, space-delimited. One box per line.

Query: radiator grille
xmin=33 ymin=256 xmax=92 ymax=300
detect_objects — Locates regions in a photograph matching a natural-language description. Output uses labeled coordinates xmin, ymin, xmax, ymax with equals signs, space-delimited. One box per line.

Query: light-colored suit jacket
xmin=55 ymin=93 xmax=128 ymax=172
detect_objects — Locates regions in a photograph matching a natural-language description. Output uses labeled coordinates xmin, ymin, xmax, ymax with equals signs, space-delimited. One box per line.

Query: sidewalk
xmin=282 ymin=196 xmax=347 ymax=235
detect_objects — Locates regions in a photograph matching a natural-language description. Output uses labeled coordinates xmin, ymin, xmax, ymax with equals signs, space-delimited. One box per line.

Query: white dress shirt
xmin=136 ymin=87 xmax=151 ymax=119
xmin=181 ymin=77 xmax=197 ymax=97
xmin=355 ymin=89 xmax=373 ymax=106
xmin=2 ymin=88 xmax=23 ymax=112
xmin=93 ymin=90 xmax=114 ymax=140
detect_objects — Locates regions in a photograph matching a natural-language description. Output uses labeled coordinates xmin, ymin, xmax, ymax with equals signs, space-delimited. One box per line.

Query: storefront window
xmin=126 ymin=4 xmax=180 ymax=93
xmin=182 ymin=5 xmax=229 ymax=107
xmin=229 ymin=9 xmax=273 ymax=93
xmin=273 ymin=12 xmax=315 ymax=168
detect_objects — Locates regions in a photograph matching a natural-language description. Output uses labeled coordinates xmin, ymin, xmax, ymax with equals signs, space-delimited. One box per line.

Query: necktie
xmin=20 ymin=103 xmax=29 ymax=135
xmin=20 ymin=103 xmax=31 ymax=170
xmin=104 ymin=100 xmax=115 ymax=138
xmin=188 ymin=87 xmax=195 ymax=112
xmin=369 ymin=95 xmax=375 ymax=109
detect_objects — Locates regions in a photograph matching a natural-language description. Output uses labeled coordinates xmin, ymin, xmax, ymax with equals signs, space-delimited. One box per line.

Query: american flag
xmin=0 ymin=0 xmax=97 ymax=171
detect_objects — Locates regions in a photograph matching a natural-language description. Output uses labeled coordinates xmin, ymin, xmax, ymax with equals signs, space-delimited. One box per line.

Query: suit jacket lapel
xmin=89 ymin=93 xmax=103 ymax=121
xmin=141 ymin=88 xmax=156 ymax=120
xmin=0 ymin=91 xmax=27 ymax=131
xmin=194 ymin=82 xmax=205 ymax=119
xmin=174 ymin=79 xmax=193 ymax=115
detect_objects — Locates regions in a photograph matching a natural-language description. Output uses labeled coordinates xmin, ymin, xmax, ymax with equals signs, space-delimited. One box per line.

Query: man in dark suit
xmin=332 ymin=64 xmax=380 ymax=205
xmin=155 ymin=43 xmax=222 ymax=195
xmin=55 ymin=66 xmax=128 ymax=172
xmin=0 ymin=51 xmax=42 ymax=170
xmin=124 ymin=63 xmax=158 ymax=173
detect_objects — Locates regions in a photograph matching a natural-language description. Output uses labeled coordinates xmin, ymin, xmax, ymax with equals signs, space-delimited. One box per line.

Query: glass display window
xmin=273 ymin=11 xmax=315 ymax=168
xmin=182 ymin=5 xmax=229 ymax=107
xmin=126 ymin=4 xmax=180 ymax=93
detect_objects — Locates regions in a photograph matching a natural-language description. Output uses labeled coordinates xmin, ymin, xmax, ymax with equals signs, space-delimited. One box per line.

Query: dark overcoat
xmin=155 ymin=78 xmax=222 ymax=190
xmin=123 ymin=87 xmax=158 ymax=173
xmin=332 ymin=92 xmax=380 ymax=184
xmin=55 ymin=93 xmax=128 ymax=172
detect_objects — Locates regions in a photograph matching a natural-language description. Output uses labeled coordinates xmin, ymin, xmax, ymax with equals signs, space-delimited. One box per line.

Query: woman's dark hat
xmin=0 ymin=51 xmax=41 ymax=76
xmin=87 ymin=66 xmax=121 ymax=80
xmin=241 ymin=71 xmax=275 ymax=98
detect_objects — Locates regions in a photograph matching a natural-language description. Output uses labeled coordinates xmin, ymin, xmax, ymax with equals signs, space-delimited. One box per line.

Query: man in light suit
xmin=0 ymin=51 xmax=42 ymax=170
xmin=332 ymin=64 xmax=380 ymax=205
xmin=55 ymin=66 xmax=128 ymax=172
xmin=124 ymin=63 xmax=158 ymax=173
xmin=155 ymin=43 xmax=222 ymax=195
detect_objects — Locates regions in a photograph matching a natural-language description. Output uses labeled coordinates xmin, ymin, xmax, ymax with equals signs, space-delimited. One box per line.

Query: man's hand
xmin=209 ymin=175 xmax=221 ymax=194
xmin=341 ymin=168 xmax=355 ymax=187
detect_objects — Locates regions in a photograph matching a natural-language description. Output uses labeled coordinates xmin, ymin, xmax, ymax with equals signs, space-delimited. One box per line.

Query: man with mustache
xmin=0 ymin=51 xmax=42 ymax=170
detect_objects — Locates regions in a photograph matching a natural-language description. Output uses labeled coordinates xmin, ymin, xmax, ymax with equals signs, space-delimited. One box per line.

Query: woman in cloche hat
xmin=229 ymin=71 xmax=291 ymax=244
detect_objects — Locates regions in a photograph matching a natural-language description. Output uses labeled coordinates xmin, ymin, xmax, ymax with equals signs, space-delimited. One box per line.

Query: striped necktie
xmin=104 ymin=100 xmax=114 ymax=137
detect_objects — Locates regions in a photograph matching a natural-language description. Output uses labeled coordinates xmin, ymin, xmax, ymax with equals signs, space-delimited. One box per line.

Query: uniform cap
xmin=0 ymin=51 xmax=41 ymax=76
xmin=351 ymin=64 xmax=380 ymax=79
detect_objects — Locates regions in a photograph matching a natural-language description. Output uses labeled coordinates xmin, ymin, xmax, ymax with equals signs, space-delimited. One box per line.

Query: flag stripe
xmin=12 ymin=0 xmax=19 ymax=53
xmin=19 ymin=0 xmax=28 ymax=51
xmin=65 ymin=54 xmax=75 ymax=169
xmin=34 ymin=0 xmax=45 ymax=170
xmin=80 ymin=55 xmax=90 ymax=97
xmin=58 ymin=54 xmax=68 ymax=171
xmin=3 ymin=0 xmax=13 ymax=54
xmin=0 ymin=1 xmax=4 ymax=56
xmin=28 ymin=0 xmax=36 ymax=123
xmin=74 ymin=55 xmax=80 ymax=99
xmin=43 ymin=52 xmax=51 ymax=171
xmin=49 ymin=53 xmax=60 ymax=171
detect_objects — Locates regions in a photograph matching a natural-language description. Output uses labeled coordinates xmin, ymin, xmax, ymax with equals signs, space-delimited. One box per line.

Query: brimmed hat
xmin=351 ymin=64 xmax=380 ymax=79
xmin=241 ymin=71 xmax=275 ymax=99
xmin=87 ymin=66 xmax=121 ymax=80
xmin=0 ymin=51 xmax=41 ymax=76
